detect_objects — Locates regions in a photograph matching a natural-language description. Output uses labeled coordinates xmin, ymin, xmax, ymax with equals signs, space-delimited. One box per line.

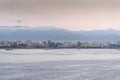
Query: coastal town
xmin=0 ymin=40 xmax=120 ymax=49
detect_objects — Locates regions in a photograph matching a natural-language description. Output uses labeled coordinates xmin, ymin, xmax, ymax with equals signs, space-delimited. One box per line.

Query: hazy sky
xmin=0 ymin=0 xmax=120 ymax=30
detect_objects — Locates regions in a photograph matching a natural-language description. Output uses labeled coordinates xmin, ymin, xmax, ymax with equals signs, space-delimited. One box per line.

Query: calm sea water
xmin=0 ymin=49 xmax=120 ymax=80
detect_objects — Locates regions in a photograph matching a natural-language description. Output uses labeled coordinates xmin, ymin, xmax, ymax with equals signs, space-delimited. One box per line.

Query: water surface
xmin=0 ymin=49 xmax=120 ymax=80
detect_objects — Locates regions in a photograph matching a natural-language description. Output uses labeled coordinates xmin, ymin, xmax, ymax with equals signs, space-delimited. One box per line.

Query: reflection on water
xmin=1 ymin=49 xmax=120 ymax=80
xmin=0 ymin=49 xmax=120 ymax=63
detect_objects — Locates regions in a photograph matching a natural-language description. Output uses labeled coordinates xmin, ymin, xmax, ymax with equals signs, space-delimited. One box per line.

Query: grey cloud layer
xmin=0 ymin=0 xmax=120 ymax=11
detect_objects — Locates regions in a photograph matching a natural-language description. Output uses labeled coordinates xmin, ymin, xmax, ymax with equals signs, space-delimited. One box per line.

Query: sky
xmin=0 ymin=0 xmax=120 ymax=31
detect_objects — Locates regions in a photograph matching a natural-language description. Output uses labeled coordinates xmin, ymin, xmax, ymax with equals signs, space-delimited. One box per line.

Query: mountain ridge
xmin=0 ymin=26 xmax=120 ymax=41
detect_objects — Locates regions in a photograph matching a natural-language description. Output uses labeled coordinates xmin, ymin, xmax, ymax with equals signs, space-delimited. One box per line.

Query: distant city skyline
xmin=0 ymin=0 xmax=120 ymax=31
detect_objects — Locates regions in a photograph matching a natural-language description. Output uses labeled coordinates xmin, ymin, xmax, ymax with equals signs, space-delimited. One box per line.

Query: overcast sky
xmin=0 ymin=0 xmax=120 ymax=30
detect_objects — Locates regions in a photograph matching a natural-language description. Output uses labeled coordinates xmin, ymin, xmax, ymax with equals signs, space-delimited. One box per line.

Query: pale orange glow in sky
xmin=0 ymin=0 xmax=120 ymax=31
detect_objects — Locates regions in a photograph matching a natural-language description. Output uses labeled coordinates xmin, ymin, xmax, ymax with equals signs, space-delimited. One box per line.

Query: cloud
xmin=0 ymin=0 xmax=120 ymax=30
xmin=0 ymin=0 xmax=120 ymax=13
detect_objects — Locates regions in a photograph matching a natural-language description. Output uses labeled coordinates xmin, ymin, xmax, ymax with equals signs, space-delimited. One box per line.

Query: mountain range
xmin=0 ymin=26 xmax=120 ymax=41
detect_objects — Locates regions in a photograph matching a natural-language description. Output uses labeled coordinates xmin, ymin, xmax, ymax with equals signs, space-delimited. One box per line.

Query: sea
xmin=0 ymin=49 xmax=120 ymax=80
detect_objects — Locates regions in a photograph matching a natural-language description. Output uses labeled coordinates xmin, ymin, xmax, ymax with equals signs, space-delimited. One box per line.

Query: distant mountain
xmin=0 ymin=26 xmax=120 ymax=41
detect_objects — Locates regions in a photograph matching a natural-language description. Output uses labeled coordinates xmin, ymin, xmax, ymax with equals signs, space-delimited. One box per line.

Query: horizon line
xmin=0 ymin=25 xmax=119 ymax=31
